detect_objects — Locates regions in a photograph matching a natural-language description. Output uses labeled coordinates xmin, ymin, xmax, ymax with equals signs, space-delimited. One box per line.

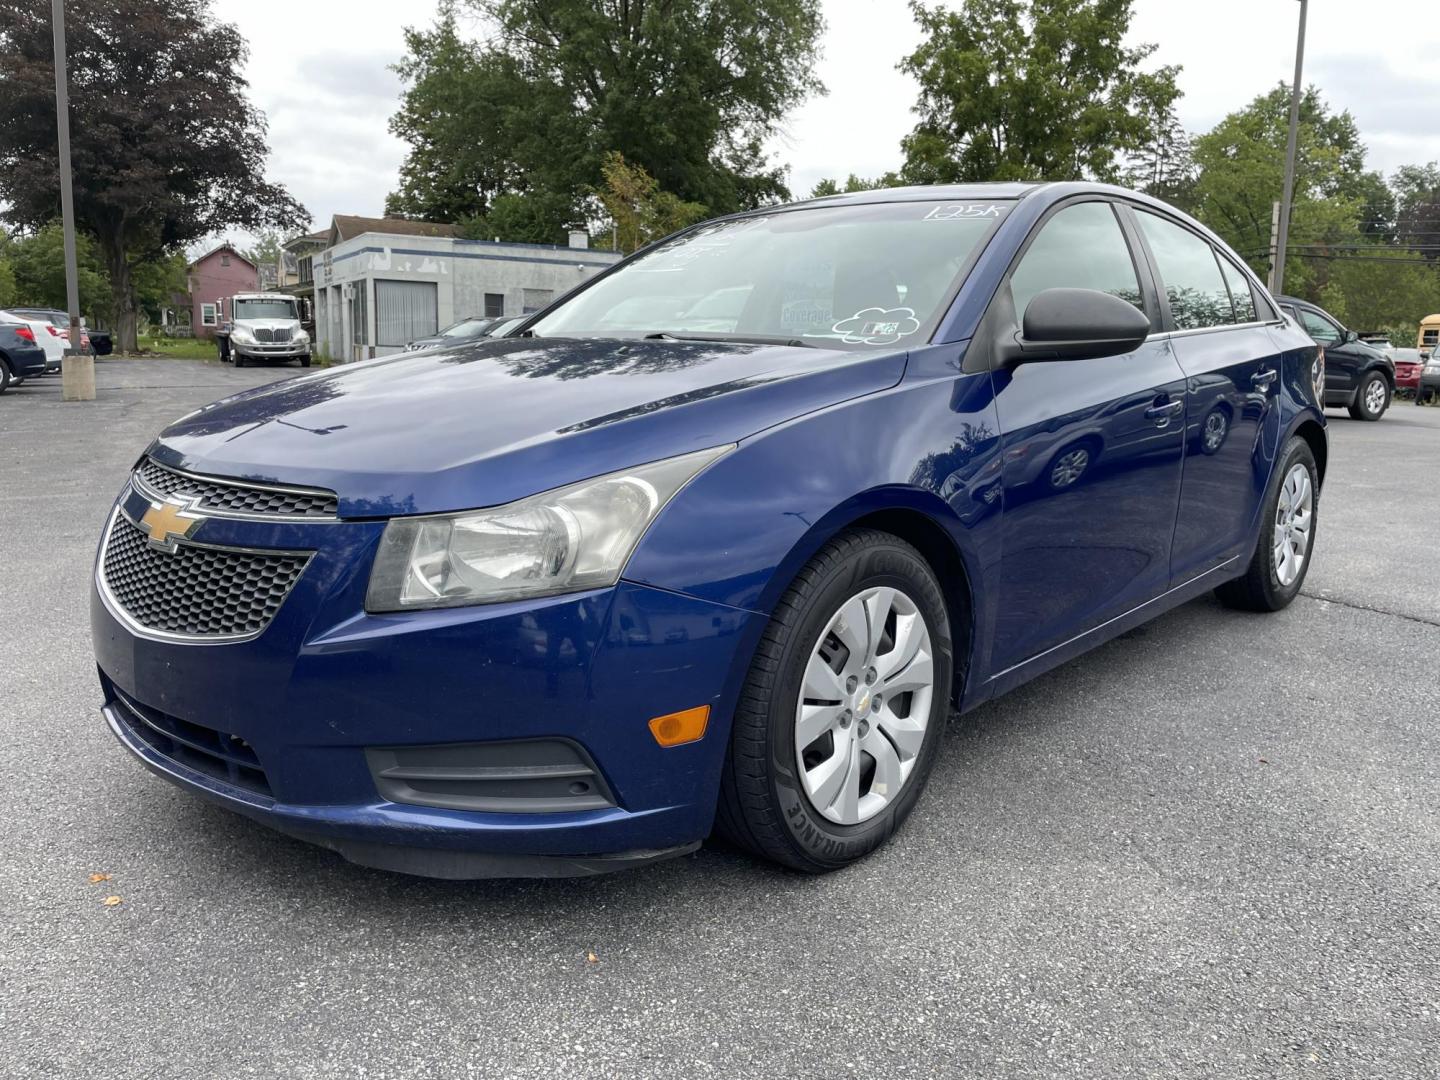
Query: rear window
xmin=532 ymin=200 xmax=1013 ymax=349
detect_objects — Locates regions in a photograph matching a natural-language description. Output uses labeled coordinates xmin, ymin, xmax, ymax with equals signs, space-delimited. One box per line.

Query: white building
xmin=312 ymin=215 xmax=623 ymax=362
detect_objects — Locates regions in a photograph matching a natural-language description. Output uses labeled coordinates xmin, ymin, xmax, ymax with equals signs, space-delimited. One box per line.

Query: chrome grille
xmin=251 ymin=327 xmax=292 ymax=344
xmin=101 ymin=514 xmax=310 ymax=639
xmin=136 ymin=458 xmax=338 ymax=518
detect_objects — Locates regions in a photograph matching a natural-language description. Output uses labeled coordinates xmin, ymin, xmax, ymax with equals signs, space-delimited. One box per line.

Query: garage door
xmin=376 ymin=280 xmax=438 ymax=348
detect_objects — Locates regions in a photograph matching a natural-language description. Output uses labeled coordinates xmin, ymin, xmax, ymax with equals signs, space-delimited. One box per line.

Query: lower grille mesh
xmin=101 ymin=516 xmax=309 ymax=638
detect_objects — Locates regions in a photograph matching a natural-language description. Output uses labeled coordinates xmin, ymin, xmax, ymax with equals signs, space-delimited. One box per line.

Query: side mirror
xmin=1345 ymin=329 xmax=1358 ymax=343
xmin=1002 ymin=287 xmax=1151 ymax=364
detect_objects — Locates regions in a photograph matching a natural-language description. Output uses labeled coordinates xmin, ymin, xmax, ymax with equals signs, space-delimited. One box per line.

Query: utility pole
xmin=52 ymin=0 xmax=94 ymax=400
xmin=1271 ymin=0 xmax=1309 ymax=297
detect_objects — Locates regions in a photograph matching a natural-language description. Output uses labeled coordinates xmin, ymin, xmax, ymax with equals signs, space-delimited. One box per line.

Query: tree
xmin=0 ymin=0 xmax=308 ymax=351
xmin=0 ymin=228 xmax=17 ymax=309
xmin=594 ymin=152 xmax=706 ymax=254
xmin=1393 ymin=162 xmax=1440 ymax=259
xmin=1189 ymin=85 xmax=1387 ymax=289
xmin=898 ymin=0 xmax=1181 ymax=184
xmin=809 ymin=174 xmax=902 ymax=198
xmin=1316 ymin=253 xmax=1440 ymax=338
xmin=387 ymin=0 xmax=825 ymax=235
xmin=1122 ymin=103 xmax=1197 ymax=211
xmin=7 ymin=221 xmax=109 ymax=314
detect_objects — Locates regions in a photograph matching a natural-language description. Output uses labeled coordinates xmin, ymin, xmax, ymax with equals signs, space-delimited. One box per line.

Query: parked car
xmin=1419 ymin=349 xmax=1440 ymax=405
xmin=0 ymin=317 xmax=50 ymax=392
xmin=8 ymin=306 xmax=90 ymax=358
xmin=82 ymin=319 xmax=113 ymax=356
xmin=91 ymin=182 xmax=1326 ymax=879
xmin=1393 ymin=347 xmax=1425 ymax=395
xmin=1277 ymin=296 xmax=1394 ymax=420
xmin=0 ymin=309 xmax=63 ymax=373
xmin=484 ymin=315 xmax=527 ymax=337
xmin=405 ymin=316 xmax=498 ymax=352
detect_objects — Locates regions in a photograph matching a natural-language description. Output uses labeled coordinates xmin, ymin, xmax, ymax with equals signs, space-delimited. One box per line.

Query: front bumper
xmin=234 ymin=346 xmax=310 ymax=359
xmin=92 ymin=510 xmax=760 ymax=876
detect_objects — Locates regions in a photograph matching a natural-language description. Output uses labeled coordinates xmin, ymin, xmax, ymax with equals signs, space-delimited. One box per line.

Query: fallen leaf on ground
xmin=89 ymin=873 xmax=112 ymax=883
xmin=102 ymin=896 xmax=123 ymax=907
xmin=586 ymin=951 xmax=598 ymax=964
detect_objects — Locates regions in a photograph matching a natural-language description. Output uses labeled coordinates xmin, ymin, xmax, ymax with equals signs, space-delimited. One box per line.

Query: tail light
xmin=14 ymin=327 xmax=35 ymax=342
xmin=46 ymin=324 xmax=64 ymax=337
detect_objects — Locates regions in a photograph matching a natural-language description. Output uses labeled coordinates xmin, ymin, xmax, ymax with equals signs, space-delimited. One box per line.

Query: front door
xmin=987 ymin=200 xmax=1188 ymax=673
xmin=1128 ymin=209 xmax=1281 ymax=581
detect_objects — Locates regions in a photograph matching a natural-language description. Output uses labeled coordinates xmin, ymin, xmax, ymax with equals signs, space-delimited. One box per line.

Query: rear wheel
xmin=0 ymin=358 xmax=12 ymax=395
xmin=1349 ymin=372 xmax=1389 ymax=421
xmin=1216 ymin=435 xmax=1318 ymax=612
xmin=716 ymin=529 xmax=953 ymax=873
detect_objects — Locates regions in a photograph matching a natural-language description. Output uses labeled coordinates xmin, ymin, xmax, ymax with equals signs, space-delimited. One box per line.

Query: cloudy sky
xmin=212 ymin=0 xmax=1440 ymax=243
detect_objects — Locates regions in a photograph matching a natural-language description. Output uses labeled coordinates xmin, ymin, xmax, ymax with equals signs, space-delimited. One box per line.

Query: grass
xmin=136 ymin=337 xmax=218 ymax=360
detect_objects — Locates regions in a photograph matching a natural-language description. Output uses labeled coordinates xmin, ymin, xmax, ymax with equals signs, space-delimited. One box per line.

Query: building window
xmin=299 ymin=256 xmax=313 ymax=284
xmin=200 ymin=303 xmax=217 ymax=327
xmin=376 ymin=280 xmax=439 ymax=347
xmin=522 ymin=288 xmax=553 ymax=314
xmin=221 ymin=254 xmax=231 ymax=267
xmin=351 ymin=283 xmax=369 ymax=346
xmin=484 ymin=292 xmax=505 ymax=318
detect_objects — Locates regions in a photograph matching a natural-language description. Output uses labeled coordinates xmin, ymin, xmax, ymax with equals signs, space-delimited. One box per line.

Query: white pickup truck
xmin=217 ymin=292 xmax=311 ymax=368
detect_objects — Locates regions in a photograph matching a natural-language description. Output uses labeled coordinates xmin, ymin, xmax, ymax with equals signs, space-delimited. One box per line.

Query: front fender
xmin=623 ymin=346 xmax=1007 ymax=698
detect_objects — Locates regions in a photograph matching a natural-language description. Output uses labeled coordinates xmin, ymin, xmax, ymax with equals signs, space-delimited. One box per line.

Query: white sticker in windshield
xmin=923 ymin=203 xmax=1007 ymax=221
xmin=832 ymin=307 xmax=920 ymax=346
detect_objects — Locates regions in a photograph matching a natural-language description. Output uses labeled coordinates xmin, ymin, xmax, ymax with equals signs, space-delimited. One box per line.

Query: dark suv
xmin=1277 ymin=296 xmax=1395 ymax=420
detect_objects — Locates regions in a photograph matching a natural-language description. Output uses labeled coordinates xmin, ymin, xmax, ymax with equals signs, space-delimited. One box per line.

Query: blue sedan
xmin=91 ymin=183 xmax=1326 ymax=878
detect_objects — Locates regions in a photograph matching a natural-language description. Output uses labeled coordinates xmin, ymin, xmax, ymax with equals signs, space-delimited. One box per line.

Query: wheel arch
xmin=1291 ymin=417 xmax=1328 ymax=487
xmin=750 ymin=491 xmax=981 ymax=708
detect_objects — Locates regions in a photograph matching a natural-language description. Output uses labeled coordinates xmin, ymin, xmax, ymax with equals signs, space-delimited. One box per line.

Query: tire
xmin=0 ymin=358 xmax=11 ymax=395
xmin=715 ymin=529 xmax=954 ymax=873
xmin=233 ymin=352 xmax=247 ymax=368
xmin=1348 ymin=372 xmax=1389 ymax=421
xmin=1215 ymin=435 xmax=1319 ymax=612
xmin=300 ymin=355 xmax=311 ymax=368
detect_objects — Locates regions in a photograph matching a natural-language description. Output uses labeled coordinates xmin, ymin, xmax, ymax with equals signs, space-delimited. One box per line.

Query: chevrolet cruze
xmin=92 ymin=183 xmax=1326 ymax=878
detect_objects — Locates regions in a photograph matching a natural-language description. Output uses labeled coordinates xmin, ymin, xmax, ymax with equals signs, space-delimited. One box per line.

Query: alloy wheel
xmin=795 ymin=586 xmax=935 ymax=825
xmin=1203 ymin=411 xmax=1228 ymax=452
xmin=1273 ymin=462 xmax=1314 ymax=587
xmin=1364 ymin=378 xmax=1387 ymax=415
xmin=1050 ymin=448 xmax=1090 ymax=488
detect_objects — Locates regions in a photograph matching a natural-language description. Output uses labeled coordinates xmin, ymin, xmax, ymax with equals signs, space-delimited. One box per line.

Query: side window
xmin=1134 ymin=211 xmax=1235 ymax=330
xmin=1298 ymin=309 xmax=1342 ymax=346
xmin=1009 ymin=202 xmax=1144 ymax=321
xmin=1217 ymin=255 xmax=1257 ymax=322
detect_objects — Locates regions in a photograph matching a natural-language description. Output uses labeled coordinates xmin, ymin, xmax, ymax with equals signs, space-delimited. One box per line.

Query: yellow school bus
xmin=1420 ymin=314 xmax=1440 ymax=355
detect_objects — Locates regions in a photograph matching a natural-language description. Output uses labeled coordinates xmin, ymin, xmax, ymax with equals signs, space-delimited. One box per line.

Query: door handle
xmin=1144 ymin=399 xmax=1184 ymax=427
xmin=1251 ymin=369 xmax=1278 ymax=390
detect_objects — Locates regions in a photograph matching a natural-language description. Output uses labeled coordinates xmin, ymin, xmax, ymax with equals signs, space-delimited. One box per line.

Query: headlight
xmin=293 ymin=329 xmax=310 ymax=343
xmin=231 ymin=328 xmax=255 ymax=344
xmin=365 ymin=446 xmax=733 ymax=611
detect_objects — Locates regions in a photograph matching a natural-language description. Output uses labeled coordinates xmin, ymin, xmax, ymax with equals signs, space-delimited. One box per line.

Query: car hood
xmin=152 ymin=337 xmax=907 ymax=516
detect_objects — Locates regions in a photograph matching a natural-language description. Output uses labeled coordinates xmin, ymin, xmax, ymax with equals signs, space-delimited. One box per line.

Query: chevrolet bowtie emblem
xmin=139 ymin=497 xmax=205 ymax=551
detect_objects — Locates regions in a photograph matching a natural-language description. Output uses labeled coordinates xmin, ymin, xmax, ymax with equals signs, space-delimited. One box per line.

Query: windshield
xmin=531 ymin=199 xmax=1012 ymax=349
xmin=439 ymin=318 xmax=490 ymax=338
xmin=233 ymin=299 xmax=297 ymax=320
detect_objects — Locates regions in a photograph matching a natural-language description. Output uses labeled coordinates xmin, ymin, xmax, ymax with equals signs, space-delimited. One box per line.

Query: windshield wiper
xmin=644 ymin=332 xmax=813 ymax=348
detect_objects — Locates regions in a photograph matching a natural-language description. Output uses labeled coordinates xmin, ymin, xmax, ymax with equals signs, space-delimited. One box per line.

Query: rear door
xmin=987 ymin=199 xmax=1188 ymax=672
xmin=1127 ymin=208 xmax=1283 ymax=582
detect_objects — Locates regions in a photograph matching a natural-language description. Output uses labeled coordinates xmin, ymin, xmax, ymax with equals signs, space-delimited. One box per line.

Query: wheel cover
xmin=1051 ymin=448 xmax=1090 ymax=488
xmin=1273 ymin=462 xmax=1314 ymax=588
xmin=1365 ymin=378 xmax=1386 ymax=414
xmin=795 ymin=586 xmax=935 ymax=825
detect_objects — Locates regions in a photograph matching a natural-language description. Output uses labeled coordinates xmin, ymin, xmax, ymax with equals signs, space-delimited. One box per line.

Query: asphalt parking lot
xmin=2 ymin=359 xmax=1438 ymax=1079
